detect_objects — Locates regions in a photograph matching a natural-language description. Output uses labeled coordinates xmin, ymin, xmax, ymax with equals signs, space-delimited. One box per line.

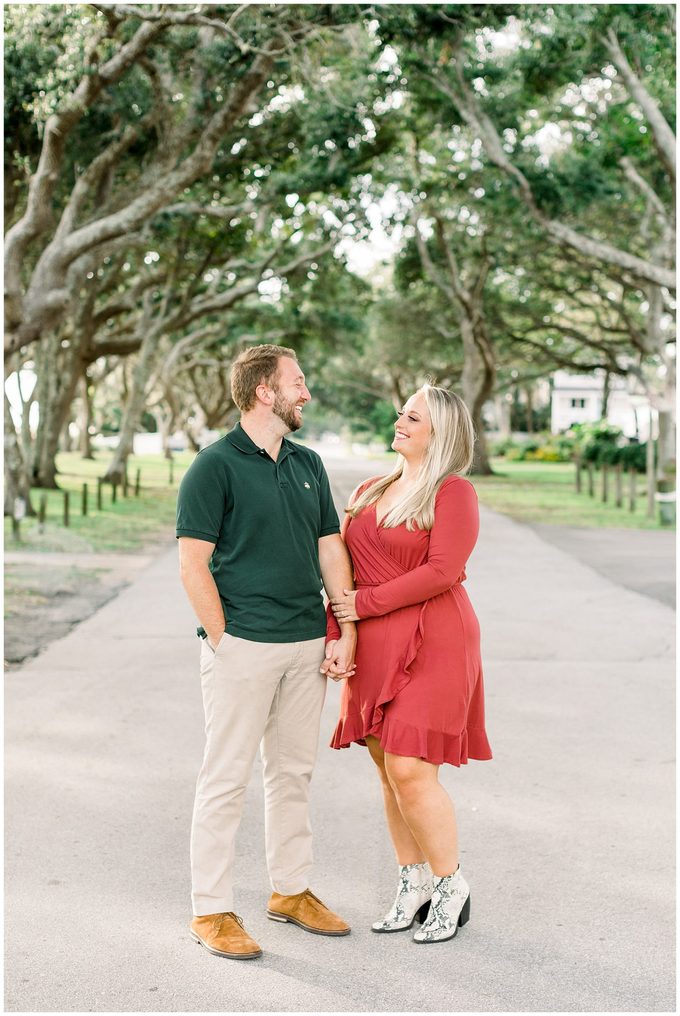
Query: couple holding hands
xmin=176 ymin=344 xmax=492 ymax=960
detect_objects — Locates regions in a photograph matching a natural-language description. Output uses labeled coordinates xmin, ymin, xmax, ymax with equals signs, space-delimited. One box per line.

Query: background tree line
xmin=4 ymin=3 xmax=675 ymax=512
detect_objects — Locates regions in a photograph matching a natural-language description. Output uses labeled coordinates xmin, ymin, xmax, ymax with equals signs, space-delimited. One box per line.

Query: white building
xmin=550 ymin=370 xmax=656 ymax=440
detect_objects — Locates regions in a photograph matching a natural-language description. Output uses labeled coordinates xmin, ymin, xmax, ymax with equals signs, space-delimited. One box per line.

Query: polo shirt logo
xmin=304 ymin=482 xmax=311 ymax=489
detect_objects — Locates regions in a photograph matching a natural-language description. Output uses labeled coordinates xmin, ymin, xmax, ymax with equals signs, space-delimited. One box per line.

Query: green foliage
xmin=603 ymin=442 xmax=648 ymax=471
xmin=568 ymin=420 xmax=648 ymax=470
xmin=367 ymin=399 xmax=398 ymax=447
xmin=570 ymin=420 xmax=622 ymax=463
xmin=5 ymin=2 xmax=674 ymax=480
xmin=488 ymin=436 xmax=516 ymax=457
xmin=497 ymin=433 xmax=574 ymax=462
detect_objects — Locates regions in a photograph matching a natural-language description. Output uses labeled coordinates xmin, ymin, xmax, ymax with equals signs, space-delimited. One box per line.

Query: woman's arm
xmin=355 ymin=477 xmax=479 ymax=618
xmin=325 ymin=476 xmax=383 ymax=639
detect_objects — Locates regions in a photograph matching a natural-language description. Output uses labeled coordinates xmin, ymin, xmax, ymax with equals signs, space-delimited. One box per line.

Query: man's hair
xmin=230 ymin=344 xmax=298 ymax=412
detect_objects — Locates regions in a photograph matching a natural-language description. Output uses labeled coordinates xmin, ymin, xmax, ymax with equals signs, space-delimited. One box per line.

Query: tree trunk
xmin=654 ymin=356 xmax=676 ymax=481
xmin=158 ymin=409 xmax=175 ymax=460
xmin=60 ymin=417 xmax=75 ymax=452
xmin=79 ymin=374 xmax=95 ymax=459
xmin=601 ymin=370 xmax=611 ymax=418
xmin=182 ymin=406 xmax=207 ymax=452
xmin=525 ymin=385 xmax=534 ymax=433
xmin=494 ymin=394 xmax=512 ymax=437
xmin=4 ymin=389 xmax=35 ymax=516
xmin=657 ymin=407 xmax=675 ymax=479
xmin=16 ymin=367 xmax=37 ymax=465
xmin=157 ymin=384 xmax=181 ymax=460
xmin=460 ymin=321 xmax=495 ymax=475
xmin=646 ymin=409 xmax=657 ymax=517
xmin=103 ymin=330 xmax=161 ymax=483
xmin=31 ymin=334 xmax=82 ymax=488
xmin=389 ymin=373 xmax=406 ymax=410
xmin=184 ymin=426 xmax=202 ymax=453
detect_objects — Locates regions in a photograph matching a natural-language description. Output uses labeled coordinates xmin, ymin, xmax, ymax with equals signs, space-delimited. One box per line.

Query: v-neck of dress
xmin=374 ymin=499 xmax=403 ymax=529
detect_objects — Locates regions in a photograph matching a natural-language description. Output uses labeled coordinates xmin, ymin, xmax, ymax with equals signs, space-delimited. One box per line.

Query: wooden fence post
xmin=81 ymin=483 xmax=88 ymax=516
xmin=12 ymin=496 xmax=27 ymax=541
xmin=169 ymin=460 xmax=174 ymax=485
xmin=63 ymin=491 xmax=70 ymax=527
xmin=111 ymin=482 xmax=117 ymax=504
xmin=575 ymin=456 xmax=582 ymax=493
xmin=38 ymin=493 xmax=47 ymax=526
xmin=629 ymin=469 xmax=636 ymax=512
xmin=135 ymin=469 xmax=141 ymax=496
xmin=587 ymin=463 xmax=595 ymax=497
xmin=601 ymin=463 xmax=609 ymax=503
xmin=615 ymin=463 xmax=623 ymax=508
xmin=97 ymin=479 xmax=103 ymax=510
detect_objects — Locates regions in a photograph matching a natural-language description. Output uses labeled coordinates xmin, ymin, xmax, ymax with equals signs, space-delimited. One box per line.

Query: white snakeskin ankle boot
xmin=372 ymin=862 xmax=433 ymax=933
xmin=413 ymin=867 xmax=470 ymax=943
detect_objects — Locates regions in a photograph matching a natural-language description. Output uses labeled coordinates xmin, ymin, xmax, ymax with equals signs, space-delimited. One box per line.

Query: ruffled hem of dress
xmin=330 ymin=712 xmax=492 ymax=768
xmin=364 ymin=600 xmax=428 ymax=737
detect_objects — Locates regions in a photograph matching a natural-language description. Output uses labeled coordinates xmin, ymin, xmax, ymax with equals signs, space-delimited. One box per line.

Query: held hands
xmin=320 ymin=631 xmax=357 ymax=682
xmin=330 ymin=589 xmax=359 ymax=623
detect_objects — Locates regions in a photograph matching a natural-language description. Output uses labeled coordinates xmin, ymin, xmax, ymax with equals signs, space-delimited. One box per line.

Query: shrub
xmin=489 ymin=436 xmax=518 ymax=457
xmin=617 ymin=443 xmax=648 ymax=472
xmin=595 ymin=442 xmax=621 ymax=466
xmin=527 ymin=444 xmax=567 ymax=462
xmin=502 ymin=433 xmax=574 ymax=462
xmin=505 ymin=438 xmax=539 ymax=461
xmin=568 ymin=420 xmax=622 ymax=464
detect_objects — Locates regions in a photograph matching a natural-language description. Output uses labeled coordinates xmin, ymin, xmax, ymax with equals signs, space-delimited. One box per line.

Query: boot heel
xmin=458 ymin=894 xmax=471 ymax=927
xmin=415 ymin=900 xmax=431 ymax=924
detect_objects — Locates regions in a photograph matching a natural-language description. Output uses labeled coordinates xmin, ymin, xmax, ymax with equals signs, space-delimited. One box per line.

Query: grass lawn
xmin=4 ymin=450 xmax=195 ymax=553
xmin=5 ymin=451 xmax=672 ymax=555
xmin=474 ymin=458 xmax=672 ymax=530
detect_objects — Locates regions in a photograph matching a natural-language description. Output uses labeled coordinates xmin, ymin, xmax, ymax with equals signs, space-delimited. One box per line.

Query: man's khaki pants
xmin=191 ymin=632 xmax=327 ymax=917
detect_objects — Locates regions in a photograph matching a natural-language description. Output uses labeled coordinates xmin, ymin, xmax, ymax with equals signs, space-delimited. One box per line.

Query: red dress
xmin=329 ymin=475 xmax=492 ymax=767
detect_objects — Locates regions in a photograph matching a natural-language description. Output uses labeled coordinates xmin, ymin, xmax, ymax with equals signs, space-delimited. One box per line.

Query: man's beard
xmin=272 ymin=391 xmax=302 ymax=432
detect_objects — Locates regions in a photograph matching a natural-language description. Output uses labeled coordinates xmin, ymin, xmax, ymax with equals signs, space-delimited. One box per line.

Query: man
xmin=176 ymin=344 xmax=356 ymax=960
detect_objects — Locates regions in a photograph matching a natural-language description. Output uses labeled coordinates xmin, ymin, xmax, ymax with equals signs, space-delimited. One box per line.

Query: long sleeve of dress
xmin=355 ymin=477 xmax=479 ymax=618
xmin=326 ymin=602 xmax=341 ymax=642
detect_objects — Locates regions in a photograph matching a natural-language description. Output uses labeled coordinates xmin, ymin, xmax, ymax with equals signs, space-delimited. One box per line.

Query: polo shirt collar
xmin=226 ymin=422 xmax=259 ymax=454
xmin=226 ymin=422 xmax=298 ymax=458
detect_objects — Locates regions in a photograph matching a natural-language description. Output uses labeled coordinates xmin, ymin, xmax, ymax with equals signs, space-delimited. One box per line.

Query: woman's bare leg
xmin=383 ymin=752 xmax=459 ymax=876
xmin=365 ymin=736 xmax=425 ymax=865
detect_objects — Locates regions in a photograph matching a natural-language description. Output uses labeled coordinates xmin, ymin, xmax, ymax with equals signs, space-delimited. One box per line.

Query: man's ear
xmin=255 ymin=383 xmax=274 ymax=405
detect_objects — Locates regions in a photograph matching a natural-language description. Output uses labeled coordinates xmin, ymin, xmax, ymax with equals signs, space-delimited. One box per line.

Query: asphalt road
xmin=5 ymin=458 xmax=675 ymax=1012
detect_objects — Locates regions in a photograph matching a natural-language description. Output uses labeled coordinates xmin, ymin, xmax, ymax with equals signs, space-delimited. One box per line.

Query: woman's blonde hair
xmin=348 ymin=385 xmax=475 ymax=531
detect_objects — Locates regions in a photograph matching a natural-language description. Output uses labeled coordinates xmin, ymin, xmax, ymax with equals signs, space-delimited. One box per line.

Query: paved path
xmin=5 ymin=461 xmax=675 ymax=1012
xmin=4 ymin=551 xmax=154 ymax=571
xmin=529 ymin=524 xmax=675 ymax=609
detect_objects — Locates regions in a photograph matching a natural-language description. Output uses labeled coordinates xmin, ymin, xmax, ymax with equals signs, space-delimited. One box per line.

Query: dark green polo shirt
xmin=176 ymin=423 xmax=340 ymax=643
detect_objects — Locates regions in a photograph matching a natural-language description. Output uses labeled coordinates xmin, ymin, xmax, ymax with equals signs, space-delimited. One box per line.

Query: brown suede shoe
xmin=190 ymin=912 xmax=262 ymax=959
xmin=267 ymin=889 xmax=350 ymax=936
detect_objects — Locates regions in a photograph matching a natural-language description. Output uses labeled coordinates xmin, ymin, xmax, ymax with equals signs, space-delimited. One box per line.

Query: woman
xmin=328 ymin=384 xmax=492 ymax=944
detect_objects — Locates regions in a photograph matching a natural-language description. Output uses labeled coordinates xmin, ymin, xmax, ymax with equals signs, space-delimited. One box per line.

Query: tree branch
xmin=4 ymin=15 xmax=169 ymax=331
xmin=604 ymin=27 xmax=676 ymax=183
xmin=426 ymin=64 xmax=676 ymax=292
xmin=7 ymin=41 xmax=280 ymax=354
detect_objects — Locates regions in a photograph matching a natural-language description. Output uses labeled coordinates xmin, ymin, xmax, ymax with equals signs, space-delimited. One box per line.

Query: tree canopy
xmin=4 ymin=3 xmax=675 ymax=505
